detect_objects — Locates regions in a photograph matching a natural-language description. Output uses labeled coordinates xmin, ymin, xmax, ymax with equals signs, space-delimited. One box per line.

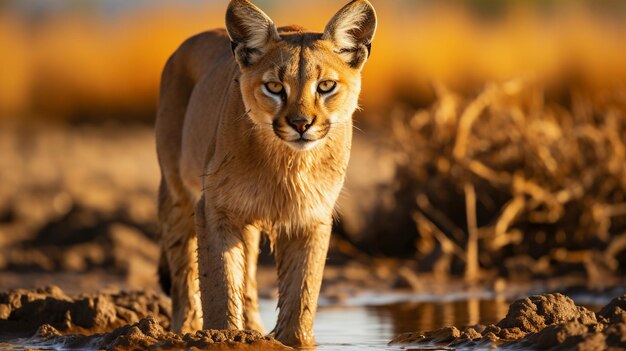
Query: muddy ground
xmin=0 ymin=286 xmax=290 ymax=350
xmin=390 ymin=293 xmax=626 ymax=350
xmin=4 ymin=287 xmax=626 ymax=350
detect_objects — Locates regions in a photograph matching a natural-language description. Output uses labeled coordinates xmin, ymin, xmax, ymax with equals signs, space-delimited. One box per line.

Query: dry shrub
xmin=388 ymin=79 xmax=626 ymax=282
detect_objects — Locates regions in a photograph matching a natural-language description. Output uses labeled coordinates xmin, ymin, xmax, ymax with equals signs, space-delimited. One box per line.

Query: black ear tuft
xmin=225 ymin=0 xmax=280 ymax=68
xmin=322 ymin=0 xmax=377 ymax=70
xmin=230 ymin=41 xmax=238 ymax=55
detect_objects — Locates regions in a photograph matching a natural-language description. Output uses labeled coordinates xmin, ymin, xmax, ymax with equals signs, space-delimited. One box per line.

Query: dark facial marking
xmin=230 ymin=41 xmax=238 ymax=55
xmin=236 ymin=46 xmax=262 ymax=67
xmin=335 ymin=46 xmax=368 ymax=68
xmin=297 ymin=37 xmax=307 ymax=86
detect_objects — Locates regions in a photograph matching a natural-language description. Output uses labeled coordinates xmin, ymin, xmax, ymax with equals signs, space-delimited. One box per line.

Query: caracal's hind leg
xmin=158 ymin=180 xmax=202 ymax=333
xmin=274 ymin=221 xmax=332 ymax=347
xmin=243 ymin=226 xmax=264 ymax=332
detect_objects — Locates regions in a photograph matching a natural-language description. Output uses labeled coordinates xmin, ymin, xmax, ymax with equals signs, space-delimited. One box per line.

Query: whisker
xmin=237 ymin=109 xmax=276 ymax=138
xmin=237 ymin=109 xmax=252 ymax=122
xmin=327 ymin=120 xmax=365 ymax=134
xmin=245 ymin=119 xmax=275 ymax=138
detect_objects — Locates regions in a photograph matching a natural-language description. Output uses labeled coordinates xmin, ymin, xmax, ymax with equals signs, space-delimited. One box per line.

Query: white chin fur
xmin=285 ymin=139 xmax=322 ymax=152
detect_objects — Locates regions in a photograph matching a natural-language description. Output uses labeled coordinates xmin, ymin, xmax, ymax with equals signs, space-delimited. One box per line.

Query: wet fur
xmin=155 ymin=0 xmax=376 ymax=347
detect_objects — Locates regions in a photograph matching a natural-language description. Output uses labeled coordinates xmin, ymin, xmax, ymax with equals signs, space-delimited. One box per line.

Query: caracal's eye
xmin=265 ymin=82 xmax=284 ymax=95
xmin=317 ymin=80 xmax=337 ymax=94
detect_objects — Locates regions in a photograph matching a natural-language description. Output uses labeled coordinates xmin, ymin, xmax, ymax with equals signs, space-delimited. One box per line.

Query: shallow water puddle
xmin=259 ymin=295 xmax=505 ymax=350
xmin=259 ymin=290 xmax=612 ymax=351
xmin=0 ymin=291 xmax=613 ymax=351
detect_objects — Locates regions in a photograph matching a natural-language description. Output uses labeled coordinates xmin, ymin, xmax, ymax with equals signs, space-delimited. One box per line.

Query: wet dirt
xmin=3 ymin=284 xmax=626 ymax=350
xmin=20 ymin=318 xmax=290 ymax=351
xmin=0 ymin=286 xmax=290 ymax=350
xmin=390 ymin=293 xmax=626 ymax=350
xmin=0 ymin=285 xmax=170 ymax=337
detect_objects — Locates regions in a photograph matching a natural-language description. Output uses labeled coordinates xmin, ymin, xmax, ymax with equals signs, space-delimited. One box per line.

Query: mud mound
xmin=389 ymin=293 xmax=626 ymax=350
xmin=0 ymin=286 xmax=291 ymax=350
xmin=0 ymin=285 xmax=170 ymax=336
xmin=3 ymin=205 xmax=159 ymax=281
xmin=496 ymin=293 xmax=596 ymax=333
xmin=26 ymin=317 xmax=291 ymax=351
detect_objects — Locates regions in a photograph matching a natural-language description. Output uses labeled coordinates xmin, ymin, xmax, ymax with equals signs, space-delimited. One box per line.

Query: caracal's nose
xmin=287 ymin=116 xmax=313 ymax=134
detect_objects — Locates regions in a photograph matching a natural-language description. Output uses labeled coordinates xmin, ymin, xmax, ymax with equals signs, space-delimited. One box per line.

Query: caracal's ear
xmin=226 ymin=0 xmax=280 ymax=68
xmin=322 ymin=0 xmax=377 ymax=70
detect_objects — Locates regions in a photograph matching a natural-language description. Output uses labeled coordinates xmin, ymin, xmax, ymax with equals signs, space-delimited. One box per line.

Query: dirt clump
xmin=0 ymin=286 xmax=291 ymax=350
xmin=0 ymin=285 xmax=170 ymax=336
xmin=597 ymin=294 xmax=626 ymax=323
xmin=26 ymin=317 xmax=292 ymax=351
xmin=389 ymin=293 xmax=626 ymax=350
xmin=496 ymin=293 xmax=597 ymax=333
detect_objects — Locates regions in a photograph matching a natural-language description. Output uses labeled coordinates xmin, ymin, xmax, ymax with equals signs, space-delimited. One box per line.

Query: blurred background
xmin=1 ymin=0 xmax=626 ymax=294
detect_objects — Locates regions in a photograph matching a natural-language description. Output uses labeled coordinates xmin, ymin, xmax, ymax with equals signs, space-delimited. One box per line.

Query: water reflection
xmin=259 ymin=296 xmax=511 ymax=350
xmin=365 ymin=296 xmax=510 ymax=337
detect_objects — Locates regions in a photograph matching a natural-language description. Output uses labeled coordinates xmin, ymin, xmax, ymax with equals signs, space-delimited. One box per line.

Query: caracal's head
xmin=226 ymin=0 xmax=377 ymax=151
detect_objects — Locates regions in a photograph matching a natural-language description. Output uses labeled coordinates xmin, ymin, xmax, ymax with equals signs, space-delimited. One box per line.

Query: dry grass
xmin=388 ymin=78 xmax=626 ymax=283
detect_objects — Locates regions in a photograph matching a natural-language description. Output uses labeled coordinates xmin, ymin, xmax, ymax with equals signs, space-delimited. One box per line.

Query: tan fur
xmin=155 ymin=0 xmax=376 ymax=346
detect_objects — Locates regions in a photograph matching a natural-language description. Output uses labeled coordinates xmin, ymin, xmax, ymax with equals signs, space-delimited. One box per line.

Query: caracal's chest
xmin=205 ymin=150 xmax=347 ymax=225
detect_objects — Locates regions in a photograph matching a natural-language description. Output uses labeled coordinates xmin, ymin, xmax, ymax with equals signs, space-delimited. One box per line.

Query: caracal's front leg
xmin=274 ymin=220 xmax=332 ymax=347
xmin=242 ymin=226 xmax=265 ymax=332
xmin=195 ymin=195 xmax=247 ymax=330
